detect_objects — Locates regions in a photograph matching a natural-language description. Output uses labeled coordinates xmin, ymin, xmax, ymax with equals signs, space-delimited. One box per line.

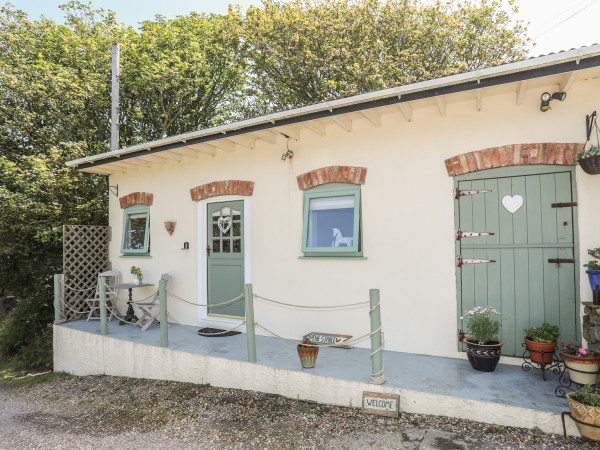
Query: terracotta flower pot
xmin=465 ymin=339 xmax=503 ymax=372
xmin=561 ymin=351 xmax=600 ymax=385
xmin=525 ymin=337 xmax=557 ymax=364
xmin=567 ymin=392 xmax=600 ymax=441
xmin=297 ymin=344 xmax=319 ymax=368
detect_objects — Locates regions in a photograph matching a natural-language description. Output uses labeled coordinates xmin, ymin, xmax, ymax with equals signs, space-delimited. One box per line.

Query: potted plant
xmin=460 ymin=305 xmax=503 ymax=372
xmin=524 ymin=323 xmax=559 ymax=364
xmin=577 ymin=145 xmax=600 ymax=175
xmin=297 ymin=335 xmax=319 ymax=368
xmin=561 ymin=342 xmax=600 ymax=385
xmin=131 ymin=266 xmax=143 ymax=285
xmin=567 ymin=384 xmax=600 ymax=441
xmin=584 ymin=248 xmax=600 ymax=295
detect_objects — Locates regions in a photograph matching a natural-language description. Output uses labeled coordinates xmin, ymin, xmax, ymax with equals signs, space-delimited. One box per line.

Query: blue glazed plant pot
xmin=466 ymin=340 xmax=503 ymax=372
xmin=586 ymin=270 xmax=600 ymax=292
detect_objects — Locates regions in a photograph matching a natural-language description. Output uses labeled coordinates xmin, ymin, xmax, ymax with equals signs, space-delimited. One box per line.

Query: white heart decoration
xmin=217 ymin=216 xmax=232 ymax=234
xmin=502 ymin=195 xmax=523 ymax=214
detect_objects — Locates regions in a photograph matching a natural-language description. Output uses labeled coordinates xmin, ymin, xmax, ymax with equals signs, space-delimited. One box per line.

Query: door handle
xmin=206 ymin=245 xmax=211 ymax=256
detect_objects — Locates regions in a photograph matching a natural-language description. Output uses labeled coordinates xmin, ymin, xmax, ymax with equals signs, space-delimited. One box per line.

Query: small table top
xmin=109 ymin=283 xmax=154 ymax=289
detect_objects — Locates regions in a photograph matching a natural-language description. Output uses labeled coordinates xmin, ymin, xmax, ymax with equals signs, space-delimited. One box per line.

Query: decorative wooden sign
xmin=304 ymin=332 xmax=352 ymax=349
xmin=362 ymin=392 xmax=400 ymax=418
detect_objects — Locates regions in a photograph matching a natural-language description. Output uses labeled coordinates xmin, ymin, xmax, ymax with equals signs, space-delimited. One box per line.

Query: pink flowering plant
xmin=561 ymin=341 xmax=596 ymax=359
xmin=299 ymin=335 xmax=317 ymax=348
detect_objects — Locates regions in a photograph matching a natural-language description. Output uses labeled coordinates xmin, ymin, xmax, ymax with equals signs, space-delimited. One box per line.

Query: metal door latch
xmin=548 ymin=258 xmax=575 ymax=267
xmin=456 ymin=255 xmax=496 ymax=267
xmin=206 ymin=245 xmax=211 ymax=256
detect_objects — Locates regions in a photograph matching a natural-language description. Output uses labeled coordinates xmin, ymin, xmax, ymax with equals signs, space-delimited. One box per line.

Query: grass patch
xmin=0 ymin=358 xmax=69 ymax=387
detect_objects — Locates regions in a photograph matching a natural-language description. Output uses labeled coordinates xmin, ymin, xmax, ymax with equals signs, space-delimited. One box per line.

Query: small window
xmin=121 ymin=205 xmax=150 ymax=255
xmin=301 ymin=185 xmax=361 ymax=256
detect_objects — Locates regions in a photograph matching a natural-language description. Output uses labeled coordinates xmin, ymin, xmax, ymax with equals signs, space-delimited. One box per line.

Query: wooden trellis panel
xmin=63 ymin=225 xmax=110 ymax=319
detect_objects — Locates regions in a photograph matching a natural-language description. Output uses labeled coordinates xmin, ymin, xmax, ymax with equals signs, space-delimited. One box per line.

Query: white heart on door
xmin=502 ymin=195 xmax=523 ymax=214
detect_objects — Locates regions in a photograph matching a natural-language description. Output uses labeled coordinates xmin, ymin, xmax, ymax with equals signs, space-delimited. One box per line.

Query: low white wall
xmin=54 ymin=325 xmax=579 ymax=436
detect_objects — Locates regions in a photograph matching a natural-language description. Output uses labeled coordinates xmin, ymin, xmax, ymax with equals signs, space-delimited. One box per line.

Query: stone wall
xmin=582 ymin=302 xmax=600 ymax=354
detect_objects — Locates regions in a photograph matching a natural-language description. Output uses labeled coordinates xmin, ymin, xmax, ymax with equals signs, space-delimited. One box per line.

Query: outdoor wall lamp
xmin=164 ymin=221 xmax=176 ymax=235
xmin=540 ymin=91 xmax=567 ymax=112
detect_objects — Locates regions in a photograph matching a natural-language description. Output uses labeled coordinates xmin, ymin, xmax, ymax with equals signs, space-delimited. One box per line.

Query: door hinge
xmin=456 ymin=255 xmax=496 ymax=267
xmin=456 ymin=228 xmax=495 ymax=240
xmin=551 ymin=202 xmax=578 ymax=208
xmin=548 ymin=258 xmax=575 ymax=267
xmin=454 ymin=187 xmax=492 ymax=199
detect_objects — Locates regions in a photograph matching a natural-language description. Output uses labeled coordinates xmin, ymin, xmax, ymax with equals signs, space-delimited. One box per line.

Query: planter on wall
xmin=525 ymin=338 xmax=557 ymax=364
xmin=465 ymin=339 xmax=503 ymax=372
xmin=567 ymin=392 xmax=600 ymax=441
xmin=561 ymin=351 xmax=600 ymax=385
xmin=579 ymin=155 xmax=600 ymax=175
xmin=297 ymin=345 xmax=319 ymax=368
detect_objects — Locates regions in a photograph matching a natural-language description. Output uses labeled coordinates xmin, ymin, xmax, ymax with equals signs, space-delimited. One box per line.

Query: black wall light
xmin=540 ymin=91 xmax=567 ymax=112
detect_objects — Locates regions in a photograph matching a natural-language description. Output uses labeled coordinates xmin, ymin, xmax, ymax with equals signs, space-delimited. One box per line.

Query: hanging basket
xmin=579 ymin=155 xmax=600 ymax=175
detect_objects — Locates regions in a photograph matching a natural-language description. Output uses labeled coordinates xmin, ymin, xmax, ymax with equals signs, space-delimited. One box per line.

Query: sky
xmin=13 ymin=0 xmax=600 ymax=56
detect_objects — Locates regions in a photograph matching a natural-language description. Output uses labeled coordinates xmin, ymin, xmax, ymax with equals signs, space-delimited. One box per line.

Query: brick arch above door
xmin=444 ymin=143 xmax=584 ymax=177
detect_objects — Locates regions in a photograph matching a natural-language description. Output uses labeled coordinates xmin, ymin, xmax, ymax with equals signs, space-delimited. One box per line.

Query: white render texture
xmin=106 ymin=69 xmax=600 ymax=359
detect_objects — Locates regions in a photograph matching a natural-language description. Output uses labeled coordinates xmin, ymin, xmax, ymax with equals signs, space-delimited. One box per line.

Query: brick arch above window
xmin=190 ymin=180 xmax=254 ymax=202
xmin=444 ymin=143 xmax=584 ymax=177
xmin=296 ymin=166 xmax=367 ymax=190
xmin=119 ymin=192 xmax=154 ymax=209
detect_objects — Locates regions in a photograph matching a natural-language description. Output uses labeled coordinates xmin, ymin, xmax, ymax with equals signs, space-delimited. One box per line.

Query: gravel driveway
xmin=0 ymin=375 xmax=592 ymax=449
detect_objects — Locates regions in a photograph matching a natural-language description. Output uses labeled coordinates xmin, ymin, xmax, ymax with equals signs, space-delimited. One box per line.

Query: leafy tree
xmin=244 ymin=0 xmax=529 ymax=111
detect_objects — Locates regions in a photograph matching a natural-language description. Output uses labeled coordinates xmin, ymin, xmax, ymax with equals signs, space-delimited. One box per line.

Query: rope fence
xmin=54 ymin=273 xmax=386 ymax=385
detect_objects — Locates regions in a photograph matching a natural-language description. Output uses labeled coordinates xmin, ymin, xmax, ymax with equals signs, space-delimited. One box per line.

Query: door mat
xmin=197 ymin=327 xmax=241 ymax=337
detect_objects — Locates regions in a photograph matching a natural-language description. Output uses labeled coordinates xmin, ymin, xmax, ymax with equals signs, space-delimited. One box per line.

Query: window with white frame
xmin=121 ymin=205 xmax=150 ymax=255
xmin=301 ymin=184 xmax=362 ymax=257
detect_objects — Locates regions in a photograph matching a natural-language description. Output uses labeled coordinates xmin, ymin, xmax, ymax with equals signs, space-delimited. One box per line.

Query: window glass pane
xmin=212 ymin=240 xmax=220 ymax=253
xmin=233 ymin=239 xmax=241 ymax=253
xmin=232 ymin=222 xmax=241 ymax=236
xmin=124 ymin=212 xmax=148 ymax=250
xmin=306 ymin=195 xmax=355 ymax=248
xmin=212 ymin=224 xmax=220 ymax=237
xmin=223 ymin=240 xmax=231 ymax=252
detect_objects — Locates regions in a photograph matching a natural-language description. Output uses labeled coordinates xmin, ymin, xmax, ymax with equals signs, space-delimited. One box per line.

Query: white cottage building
xmin=64 ymin=44 xmax=600 ymax=363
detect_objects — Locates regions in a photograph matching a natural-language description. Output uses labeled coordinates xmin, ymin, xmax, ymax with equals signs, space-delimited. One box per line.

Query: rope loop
xmin=167 ymin=290 xmax=243 ymax=307
xmin=253 ymin=294 xmax=369 ymax=310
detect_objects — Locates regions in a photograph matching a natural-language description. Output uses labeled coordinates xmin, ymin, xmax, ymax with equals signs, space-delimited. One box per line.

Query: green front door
xmin=207 ymin=201 xmax=244 ymax=319
xmin=456 ymin=168 xmax=579 ymax=356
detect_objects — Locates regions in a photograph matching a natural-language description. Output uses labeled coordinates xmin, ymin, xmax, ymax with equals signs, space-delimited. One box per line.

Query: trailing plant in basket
xmin=524 ymin=323 xmax=559 ymax=343
xmin=562 ymin=341 xmax=597 ymax=358
xmin=576 ymin=145 xmax=600 ymax=161
xmin=574 ymin=384 xmax=600 ymax=407
xmin=460 ymin=305 xmax=501 ymax=344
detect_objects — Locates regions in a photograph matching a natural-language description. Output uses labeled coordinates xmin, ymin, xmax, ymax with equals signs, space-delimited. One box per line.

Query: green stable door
xmin=207 ymin=201 xmax=245 ymax=319
xmin=455 ymin=167 xmax=579 ymax=357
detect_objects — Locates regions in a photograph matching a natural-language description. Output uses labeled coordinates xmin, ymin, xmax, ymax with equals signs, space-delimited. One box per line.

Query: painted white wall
xmin=107 ymin=74 xmax=600 ymax=358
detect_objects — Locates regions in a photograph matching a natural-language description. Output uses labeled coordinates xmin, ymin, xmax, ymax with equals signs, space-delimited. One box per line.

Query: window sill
xmin=120 ymin=254 xmax=152 ymax=258
xmin=298 ymin=256 xmax=367 ymax=260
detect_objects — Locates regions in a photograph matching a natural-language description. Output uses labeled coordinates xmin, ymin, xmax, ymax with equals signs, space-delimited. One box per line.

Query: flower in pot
xmin=561 ymin=342 xmax=600 ymax=385
xmin=567 ymin=384 xmax=600 ymax=442
xmin=576 ymin=144 xmax=600 ymax=175
xmin=584 ymin=248 xmax=600 ymax=297
xmin=460 ymin=305 xmax=503 ymax=372
xmin=131 ymin=266 xmax=143 ymax=285
xmin=297 ymin=335 xmax=319 ymax=368
xmin=524 ymin=323 xmax=559 ymax=364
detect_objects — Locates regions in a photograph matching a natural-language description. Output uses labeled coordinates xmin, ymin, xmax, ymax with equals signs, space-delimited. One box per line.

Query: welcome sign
xmin=304 ymin=332 xmax=352 ymax=349
xmin=362 ymin=392 xmax=400 ymax=418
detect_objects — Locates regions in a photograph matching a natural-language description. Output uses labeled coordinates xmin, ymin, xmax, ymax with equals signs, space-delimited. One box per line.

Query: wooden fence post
xmin=159 ymin=279 xmax=168 ymax=347
xmin=244 ymin=283 xmax=257 ymax=362
xmin=54 ymin=274 xmax=62 ymax=322
xmin=99 ymin=276 xmax=108 ymax=335
xmin=369 ymin=289 xmax=385 ymax=384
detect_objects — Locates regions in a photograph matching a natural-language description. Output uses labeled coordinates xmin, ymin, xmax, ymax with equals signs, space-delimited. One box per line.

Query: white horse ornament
xmin=332 ymin=228 xmax=353 ymax=247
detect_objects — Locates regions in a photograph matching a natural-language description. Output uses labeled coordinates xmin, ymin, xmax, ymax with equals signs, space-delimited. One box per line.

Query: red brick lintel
xmin=296 ymin=166 xmax=367 ymax=190
xmin=190 ymin=180 xmax=255 ymax=201
xmin=444 ymin=143 xmax=585 ymax=177
xmin=119 ymin=192 xmax=154 ymax=209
